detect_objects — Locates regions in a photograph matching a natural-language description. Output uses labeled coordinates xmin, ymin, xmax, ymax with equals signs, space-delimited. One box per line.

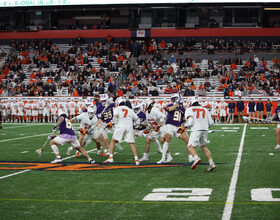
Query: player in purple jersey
xmin=157 ymin=94 xmax=190 ymax=164
xmin=49 ymin=109 xmax=95 ymax=164
xmin=270 ymin=98 xmax=280 ymax=150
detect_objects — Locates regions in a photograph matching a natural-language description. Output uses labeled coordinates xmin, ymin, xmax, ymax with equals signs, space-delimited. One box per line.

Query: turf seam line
xmin=222 ymin=123 xmax=247 ymax=220
xmin=0 ymin=133 xmax=50 ymax=143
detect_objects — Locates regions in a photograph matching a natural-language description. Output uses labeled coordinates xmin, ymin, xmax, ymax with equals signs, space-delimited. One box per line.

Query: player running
xmin=185 ymin=97 xmax=216 ymax=171
xmin=104 ymin=97 xmax=140 ymax=165
xmin=49 ymin=109 xmax=95 ymax=164
xmin=157 ymin=94 xmax=189 ymax=164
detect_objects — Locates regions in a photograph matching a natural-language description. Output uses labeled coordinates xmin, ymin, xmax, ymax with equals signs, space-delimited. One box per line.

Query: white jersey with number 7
xmin=185 ymin=106 xmax=214 ymax=131
xmin=114 ymin=106 xmax=138 ymax=126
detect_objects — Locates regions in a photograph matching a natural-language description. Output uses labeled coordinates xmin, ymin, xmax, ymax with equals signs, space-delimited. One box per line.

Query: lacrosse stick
xmin=35 ymin=138 xmax=49 ymax=156
xmin=243 ymin=116 xmax=276 ymax=123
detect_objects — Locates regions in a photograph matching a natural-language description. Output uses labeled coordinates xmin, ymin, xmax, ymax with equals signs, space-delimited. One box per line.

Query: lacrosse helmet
xmin=132 ymin=103 xmax=141 ymax=114
xmin=58 ymin=109 xmax=67 ymax=117
xmin=100 ymin=94 xmax=108 ymax=106
xmin=87 ymin=106 xmax=96 ymax=119
xmin=115 ymin=97 xmax=126 ymax=107
xmin=171 ymin=94 xmax=180 ymax=103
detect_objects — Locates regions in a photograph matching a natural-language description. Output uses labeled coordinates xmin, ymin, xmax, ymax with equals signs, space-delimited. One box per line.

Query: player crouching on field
xmin=49 ymin=109 xmax=95 ymax=164
xmin=104 ymin=97 xmax=141 ymax=165
xmin=185 ymin=97 xmax=216 ymax=171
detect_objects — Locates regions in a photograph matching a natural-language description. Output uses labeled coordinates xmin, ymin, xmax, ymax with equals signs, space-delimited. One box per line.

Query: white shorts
xmin=32 ymin=110 xmax=38 ymax=116
xmin=53 ymin=136 xmax=80 ymax=148
xmin=43 ymin=110 xmax=50 ymax=116
xmin=188 ymin=130 xmax=209 ymax=147
xmin=220 ymin=110 xmax=227 ymax=117
xmin=134 ymin=130 xmax=144 ymax=137
xmin=164 ymin=124 xmax=182 ymax=138
xmin=26 ymin=110 xmax=31 ymax=116
xmin=113 ymin=124 xmax=135 ymax=143
xmin=18 ymin=110 xmax=23 ymax=116
xmin=277 ymin=124 xmax=280 ymax=128
xmin=11 ymin=110 xmax=17 ymax=115
xmin=38 ymin=109 xmax=43 ymax=114
xmin=211 ymin=109 xmax=218 ymax=116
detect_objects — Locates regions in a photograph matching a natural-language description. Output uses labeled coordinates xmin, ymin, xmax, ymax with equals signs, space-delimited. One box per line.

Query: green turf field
xmin=0 ymin=123 xmax=279 ymax=220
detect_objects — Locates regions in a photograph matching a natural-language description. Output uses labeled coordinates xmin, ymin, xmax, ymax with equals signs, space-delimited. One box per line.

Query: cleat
xmin=135 ymin=160 xmax=140 ymax=166
xmin=98 ymin=152 xmax=108 ymax=157
xmin=89 ymin=159 xmax=95 ymax=164
xmin=191 ymin=158 xmax=201 ymax=169
xmin=75 ymin=151 xmax=80 ymax=157
xmin=157 ymin=158 xmax=165 ymax=164
xmin=166 ymin=156 xmax=173 ymax=163
xmin=207 ymin=164 xmax=216 ymax=172
xmin=51 ymin=157 xmax=62 ymax=164
xmin=139 ymin=156 xmax=149 ymax=162
xmin=66 ymin=147 xmax=73 ymax=156
xmin=103 ymin=157 xmax=114 ymax=164
xmin=274 ymin=145 xmax=280 ymax=150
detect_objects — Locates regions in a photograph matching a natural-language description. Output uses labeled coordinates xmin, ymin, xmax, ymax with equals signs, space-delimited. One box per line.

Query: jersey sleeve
xmin=185 ymin=108 xmax=193 ymax=119
xmin=206 ymin=109 xmax=214 ymax=127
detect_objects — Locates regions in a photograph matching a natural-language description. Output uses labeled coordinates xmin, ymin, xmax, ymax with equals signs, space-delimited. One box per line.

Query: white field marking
xmin=21 ymin=151 xmax=28 ymax=154
xmin=222 ymin=123 xmax=247 ymax=220
xmin=214 ymin=123 xmax=244 ymax=126
xmin=221 ymin=127 xmax=240 ymax=130
xmin=175 ymin=152 xmax=180 ymax=155
xmin=269 ymin=153 xmax=274 ymax=156
xmin=250 ymin=127 xmax=268 ymax=130
xmin=0 ymin=148 xmax=97 ymax=180
xmin=0 ymin=133 xmax=50 ymax=143
xmin=0 ymin=134 xmax=6 ymax=136
xmin=19 ymin=134 xmax=24 ymax=136
xmin=262 ymin=135 xmax=266 ymax=137
xmin=221 ymin=135 xmax=224 ymax=136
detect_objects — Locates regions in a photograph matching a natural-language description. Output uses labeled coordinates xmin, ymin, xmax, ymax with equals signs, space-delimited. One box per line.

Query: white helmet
xmin=132 ymin=103 xmax=141 ymax=114
xmin=171 ymin=94 xmax=180 ymax=103
xmin=189 ymin=97 xmax=199 ymax=106
xmin=58 ymin=109 xmax=67 ymax=117
xmin=115 ymin=97 xmax=126 ymax=107
xmin=88 ymin=106 xmax=96 ymax=119
xmin=100 ymin=94 xmax=109 ymax=106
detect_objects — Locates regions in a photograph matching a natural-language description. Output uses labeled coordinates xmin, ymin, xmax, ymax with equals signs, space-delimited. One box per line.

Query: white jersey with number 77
xmin=185 ymin=106 xmax=214 ymax=131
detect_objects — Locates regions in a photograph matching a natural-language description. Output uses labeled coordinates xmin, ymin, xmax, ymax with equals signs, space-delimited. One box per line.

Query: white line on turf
xmin=0 ymin=133 xmax=49 ymax=143
xmin=21 ymin=151 xmax=28 ymax=154
xmin=222 ymin=123 xmax=247 ymax=220
xmin=0 ymin=148 xmax=98 ymax=180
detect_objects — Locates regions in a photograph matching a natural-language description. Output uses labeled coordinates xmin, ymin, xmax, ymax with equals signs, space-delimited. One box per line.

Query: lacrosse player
xmin=157 ymin=94 xmax=189 ymax=164
xmin=218 ymin=98 xmax=228 ymax=123
xmin=49 ymin=109 xmax=95 ymax=164
xmin=185 ymin=97 xmax=215 ymax=171
xmin=104 ymin=97 xmax=140 ymax=165
xmin=139 ymin=100 xmax=165 ymax=162
xmin=270 ymin=98 xmax=280 ymax=150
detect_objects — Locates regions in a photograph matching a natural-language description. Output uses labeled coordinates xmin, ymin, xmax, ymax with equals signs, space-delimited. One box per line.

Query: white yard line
xmin=0 ymin=133 xmax=50 ymax=143
xmin=0 ymin=149 xmax=97 ymax=180
xmin=4 ymin=124 xmax=51 ymax=129
xmin=222 ymin=123 xmax=247 ymax=220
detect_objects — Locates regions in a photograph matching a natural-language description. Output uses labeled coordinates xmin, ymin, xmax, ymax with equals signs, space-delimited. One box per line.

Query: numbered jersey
xmin=165 ymin=104 xmax=185 ymax=127
xmin=135 ymin=111 xmax=147 ymax=130
xmin=146 ymin=106 xmax=166 ymax=127
xmin=114 ymin=105 xmax=138 ymax=126
xmin=96 ymin=103 xmax=115 ymax=123
xmin=185 ymin=106 xmax=213 ymax=131
xmin=56 ymin=115 xmax=76 ymax=136
xmin=76 ymin=112 xmax=98 ymax=130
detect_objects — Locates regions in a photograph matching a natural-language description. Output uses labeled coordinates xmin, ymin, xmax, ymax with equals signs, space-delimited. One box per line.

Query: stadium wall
xmin=0 ymin=28 xmax=280 ymax=44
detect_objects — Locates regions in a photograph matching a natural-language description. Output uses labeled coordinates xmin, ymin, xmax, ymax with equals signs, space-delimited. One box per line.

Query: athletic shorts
xmin=113 ymin=124 xmax=135 ymax=143
xmin=164 ymin=124 xmax=183 ymax=138
xmin=32 ymin=110 xmax=38 ymax=116
xmin=53 ymin=136 xmax=80 ymax=148
xmin=220 ymin=110 xmax=227 ymax=117
xmin=277 ymin=124 xmax=280 ymax=128
xmin=147 ymin=126 xmax=165 ymax=140
xmin=188 ymin=130 xmax=209 ymax=147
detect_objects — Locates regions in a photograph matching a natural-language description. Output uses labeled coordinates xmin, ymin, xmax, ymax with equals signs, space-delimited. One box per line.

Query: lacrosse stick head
xmin=35 ymin=148 xmax=43 ymax=156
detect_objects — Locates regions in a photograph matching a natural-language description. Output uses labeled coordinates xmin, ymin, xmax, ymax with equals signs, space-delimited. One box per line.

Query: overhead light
xmin=264 ymin=8 xmax=280 ymax=10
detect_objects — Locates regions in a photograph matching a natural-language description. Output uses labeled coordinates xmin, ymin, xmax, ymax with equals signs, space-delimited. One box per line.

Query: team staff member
xmin=227 ymin=98 xmax=235 ymax=123
xmin=236 ymin=97 xmax=244 ymax=123
xmin=248 ymin=98 xmax=256 ymax=123
xmin=270 ymin=98 xmax=280 ymax=150
xmin=265 ymin=99 xmax=273 ymax=120
xmin=256 ymin=98 xmax=264 ymax=123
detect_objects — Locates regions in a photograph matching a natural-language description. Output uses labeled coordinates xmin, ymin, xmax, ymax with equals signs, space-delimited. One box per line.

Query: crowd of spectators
xmin=0 ymin=37 xmax=279 ymax=98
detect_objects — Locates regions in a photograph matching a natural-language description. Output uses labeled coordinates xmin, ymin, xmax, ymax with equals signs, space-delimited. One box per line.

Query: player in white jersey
xmin=17 ymin=100 xmax=24 ymax=123
xmin=30 ymin=101 xmax=38 ymax=122
xmin=218 ymin=98 xmax=228 ymax=123
xmin=139 ymin=100 xmax=166 ymax=162
xmin=77 ymin=99 xmax=86 ymax=114
xmin=24 ymin=101 xmax=31 ymax=122
xmin=50 ymin=101 xmax=57 ymax=122
xmin=42 ymin=101 xmax=50 ymax=122
xmin=1 ymin=101 xmax=8 ymax=122
xmin=38 ymin=99 xmax=45 ymax=123
xmin=69 ymin=99 xmax=77 ymax=118
xmin=68 ymin=106 xmax=107 ymax=156
xmin=104 ymin=97 xmax=140 ymax=165
xmin=10 ymin=99 xmax=18 ymax=122
xmin=210 ymin=98 xmax=219 ymax=123
xmin=185 ymin=97 xmax=216 ymax=171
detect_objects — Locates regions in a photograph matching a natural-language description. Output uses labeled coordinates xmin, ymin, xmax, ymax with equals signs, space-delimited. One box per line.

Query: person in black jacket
xmin=256 ymin=98 xmax=264 ymax=123
xmin=265 ymin=99 xmax=273 ymax=120
xmin=236 ymin=97 xmax=244 ymax=123
xmin=248 ymin=98 xmax=256 ymax=123
xmin=227 ymin=98 xmax=235 ymax=123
